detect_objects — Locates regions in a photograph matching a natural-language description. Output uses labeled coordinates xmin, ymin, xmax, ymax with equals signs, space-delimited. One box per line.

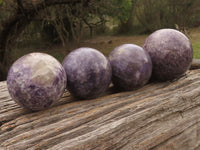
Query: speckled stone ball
xmin=62 ymin=47 xmax=112 ymax=99
xmin=143 ymin=29 xmax=193 ymax=81
xmin=108 ymin=44 xmax=152 ymax=91
xmin=7 ymin=53 xmax=66 ymax=111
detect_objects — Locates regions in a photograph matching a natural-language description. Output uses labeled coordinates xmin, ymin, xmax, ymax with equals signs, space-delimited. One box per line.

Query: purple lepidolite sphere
xmin=108 ymin=44 xmax=152 ymax=91
xmin=143 ymin=29 xmax=193 ymax=81
xmin=62 ymin=47 xmax=112 ymax=99
xmin=7 ymin=53 xmax=66 ymax=111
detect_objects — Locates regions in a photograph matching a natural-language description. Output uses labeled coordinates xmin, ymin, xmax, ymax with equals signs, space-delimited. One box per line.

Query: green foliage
xmin=108 ymin=0 xmax=132 ymax=24
xmin=135 ymin=0 xmax=200 ymax=32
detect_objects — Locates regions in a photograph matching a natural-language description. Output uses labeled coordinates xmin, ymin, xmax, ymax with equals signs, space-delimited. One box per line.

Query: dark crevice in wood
xmin=0 ymin=121 xmax=6 ymax=128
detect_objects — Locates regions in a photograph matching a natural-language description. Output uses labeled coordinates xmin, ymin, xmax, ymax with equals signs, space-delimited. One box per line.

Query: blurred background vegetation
xmin=0 ymin=0 xmax=200 ymax=81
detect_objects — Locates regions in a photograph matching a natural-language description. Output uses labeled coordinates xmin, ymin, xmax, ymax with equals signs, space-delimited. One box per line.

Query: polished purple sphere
xmin=143 ymin=29 xmax=193 ymax=81
xmin=108 ymin=44 xmax=152 ymax=91
xmin=62 ymin=47 xmax=112 ymax=99
xmin=7 ymin=53 xmax=66 ymax=111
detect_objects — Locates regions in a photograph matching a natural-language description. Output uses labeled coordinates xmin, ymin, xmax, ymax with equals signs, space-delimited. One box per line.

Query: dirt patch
xmin=80 ymin=35 xmax=147 ymax=56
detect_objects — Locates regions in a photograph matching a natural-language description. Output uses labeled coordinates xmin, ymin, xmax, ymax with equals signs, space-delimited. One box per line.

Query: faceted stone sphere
xmin=62 ymin=47 xmax=112 ymax=99
xmin=143 ymin=29 xmax=193 ymax=81
xmin=7 ymin=53 xmax=66 ymax=111
xmin=108 ymin=44 xmax=152 ymax=91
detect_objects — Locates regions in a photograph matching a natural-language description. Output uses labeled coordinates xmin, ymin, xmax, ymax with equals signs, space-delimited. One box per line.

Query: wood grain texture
xmin=1 ymin=67 xmax=200 ymax=149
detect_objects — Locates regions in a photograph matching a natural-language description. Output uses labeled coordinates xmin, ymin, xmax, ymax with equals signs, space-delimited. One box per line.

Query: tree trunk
xmin=0 ymin=0 xmax=90 ymax=81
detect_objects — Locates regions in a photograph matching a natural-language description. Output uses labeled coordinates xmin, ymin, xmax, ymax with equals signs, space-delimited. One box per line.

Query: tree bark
xmin=1 ymin=68 xmax=200 ymax=149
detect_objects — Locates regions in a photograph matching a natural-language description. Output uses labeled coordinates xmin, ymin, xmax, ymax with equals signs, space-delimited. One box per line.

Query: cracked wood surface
xmin=1 ymin=64 xmax=200 ymax=149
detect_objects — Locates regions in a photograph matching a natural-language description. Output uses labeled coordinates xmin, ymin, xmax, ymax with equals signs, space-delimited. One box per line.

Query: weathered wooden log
xmin=1 ymin=68 xmax=200 ymax=150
